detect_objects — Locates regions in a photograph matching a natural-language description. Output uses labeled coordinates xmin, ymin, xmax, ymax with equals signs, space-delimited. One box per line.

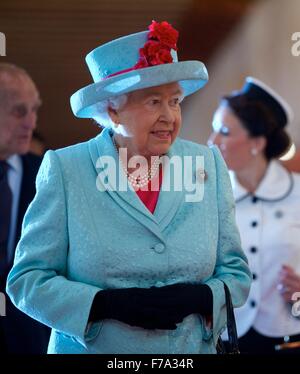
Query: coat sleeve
xmin=203 ymin=146 xmax=252 ymax=344
xmin=6 ymin=150 xmax=101 ymax=348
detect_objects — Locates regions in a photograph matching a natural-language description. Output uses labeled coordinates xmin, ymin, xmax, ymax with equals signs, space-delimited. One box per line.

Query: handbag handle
xmin=223 ymin=282 xmax=240 ymax=354
xmin=216 ymin=281 xmax=240 ymax=354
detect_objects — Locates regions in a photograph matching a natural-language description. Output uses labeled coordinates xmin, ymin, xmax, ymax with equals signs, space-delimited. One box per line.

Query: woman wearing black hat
xmin=209 ymin=77 xmax=300 ymax=354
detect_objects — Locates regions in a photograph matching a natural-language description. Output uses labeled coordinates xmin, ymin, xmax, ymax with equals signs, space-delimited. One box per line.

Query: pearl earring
xmin=251 ymin=148 xmax=258 ymax=156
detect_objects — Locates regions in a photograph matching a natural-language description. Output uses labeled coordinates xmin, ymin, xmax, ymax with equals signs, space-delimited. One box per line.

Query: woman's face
xmin=110 ymin=82 xmax=183 ymax=160
xmin=208 ymin=104 xmax=261 ymax=171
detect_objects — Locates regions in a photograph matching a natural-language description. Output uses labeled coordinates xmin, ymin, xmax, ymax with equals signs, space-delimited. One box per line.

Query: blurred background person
xmin=208 ymin=77 xmax=300 ymax=354
xmin=0 ymin=63 xmax=50 ymax=353
xmin=281 ymin=149 xmax=300 ymax=174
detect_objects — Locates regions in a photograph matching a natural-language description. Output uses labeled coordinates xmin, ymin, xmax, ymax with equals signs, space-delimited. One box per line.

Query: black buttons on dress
xmin=252 ymin=273 xmax=257 ymax=281
xmin=252 ymin=196 xmax=258 ymax=203
xmin=251 ymin=221 xmax=258 ymax=227
xmin=250 ymin=300 xmax=256 ymax=308
xmin=275 ymin=210 xmax=284 ymax=219
xmin=250 ymin=246 xmax=257 ymax=254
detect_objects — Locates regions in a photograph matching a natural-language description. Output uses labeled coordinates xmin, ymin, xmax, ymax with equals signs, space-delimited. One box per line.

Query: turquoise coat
xmin=6 ymin=128 xmax=251 ymax=354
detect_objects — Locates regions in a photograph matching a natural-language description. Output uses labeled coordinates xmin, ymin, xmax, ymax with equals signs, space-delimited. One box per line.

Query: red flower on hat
xmin=138 ymin=40 xmax=173 ymax=67
xmin=106 ymin=20 xmax=179 ymax=78
xmin=148 ymin=20 xmax=178 ymax=50
xmin=134 ymin=20 xmax=179 ymax=69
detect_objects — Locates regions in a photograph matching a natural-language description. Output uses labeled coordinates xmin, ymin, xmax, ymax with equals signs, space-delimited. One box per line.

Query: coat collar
xmin=7 ymin=154 xmax=22 ymax=173
xmin=87 ymin=128 xmax=186 ymax=241
xmin=231 ymin=160 xmax=293 ymax=202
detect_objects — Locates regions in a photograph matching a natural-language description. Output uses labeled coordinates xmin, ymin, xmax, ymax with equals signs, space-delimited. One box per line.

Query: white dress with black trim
xmin=231 ymin=160 xmax=300 ymax=338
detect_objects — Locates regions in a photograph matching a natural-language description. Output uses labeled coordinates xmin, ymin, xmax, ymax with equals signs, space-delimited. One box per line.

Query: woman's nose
xmin=160 ymin=102 xmax=176 ymax=122
xmin=207 ymin=132 xmax=220 ymax=146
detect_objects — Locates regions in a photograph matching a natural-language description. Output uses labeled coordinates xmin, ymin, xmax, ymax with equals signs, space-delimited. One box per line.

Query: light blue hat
xmin=70 ymin=21 xmax=209 ymax=118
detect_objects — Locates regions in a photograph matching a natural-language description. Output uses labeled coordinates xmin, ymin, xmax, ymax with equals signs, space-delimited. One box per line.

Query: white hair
xmin=92 ymin=94 xmax=128 ymax=128
xmin=0 ymin=62 xmax=38 ymax=107
xmin=92 ymin=83 xmax=185 ymax=128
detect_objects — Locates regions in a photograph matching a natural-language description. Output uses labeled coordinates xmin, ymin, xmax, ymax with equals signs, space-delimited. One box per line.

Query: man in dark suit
xmin=0 ymin=63 xmax=50 ymax=353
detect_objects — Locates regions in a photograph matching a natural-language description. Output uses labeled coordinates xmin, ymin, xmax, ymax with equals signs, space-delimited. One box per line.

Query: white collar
xmin=6 ymin=154 xmax=22 ymax=174
xmin=230 ymin=161 xmax=293 ymax=202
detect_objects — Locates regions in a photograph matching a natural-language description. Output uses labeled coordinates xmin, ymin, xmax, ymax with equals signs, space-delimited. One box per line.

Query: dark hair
xmin=221 ymin=94 xmax=291 ymax=160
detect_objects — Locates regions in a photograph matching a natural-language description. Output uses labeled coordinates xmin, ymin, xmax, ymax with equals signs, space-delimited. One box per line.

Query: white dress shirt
xmin=231 ymin=161 xmax=300 ymax=337
xmin=6 ymin=154 xmax=23 ymax=264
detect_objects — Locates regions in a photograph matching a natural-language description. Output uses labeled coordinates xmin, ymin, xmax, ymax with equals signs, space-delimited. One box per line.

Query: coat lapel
xmin=87 ymin=128 xmax=165 ymax=242
xmin=153 ymin=140 xmax=185 ymax=231
xmin=86 ymin=129 xmax=197 ymax=239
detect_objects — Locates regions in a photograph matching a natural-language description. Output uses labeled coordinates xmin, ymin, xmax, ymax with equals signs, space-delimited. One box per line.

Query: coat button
xmin=251 ymin=221 xmax=258 ymax=227
xmin=252 ymin=196 xmax=258 ymax=203
xmin=250 ymin=246 xmax=257 ymax=253
xmin=252 ymin=273 xmax=257 ymax=281
xmin=250 ymin=300 xmax=256 ymax=308
xmin=275 ymin=210 xmax=284 ymax=219
xmin=153 ymin=243 xmax=165 ymax=254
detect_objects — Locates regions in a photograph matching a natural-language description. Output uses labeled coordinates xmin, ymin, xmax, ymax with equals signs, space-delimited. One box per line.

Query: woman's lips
xmin=151 ymin=131 xmax=171 ymax=140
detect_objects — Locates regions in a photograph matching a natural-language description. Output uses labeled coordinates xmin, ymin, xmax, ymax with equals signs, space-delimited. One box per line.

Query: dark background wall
xmin=0 ymin=0 xmax=254 ymax=149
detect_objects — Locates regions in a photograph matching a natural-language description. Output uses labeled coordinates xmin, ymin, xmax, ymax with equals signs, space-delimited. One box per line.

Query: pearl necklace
xmin=112 ymin=136 xmax=160 ymax=189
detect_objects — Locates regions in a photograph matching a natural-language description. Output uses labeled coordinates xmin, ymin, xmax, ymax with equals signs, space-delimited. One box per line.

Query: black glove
xmin=150 ymin=283 xmax=213 ymax=321
xmin=88 ymin=287 xmax=183 ymax=330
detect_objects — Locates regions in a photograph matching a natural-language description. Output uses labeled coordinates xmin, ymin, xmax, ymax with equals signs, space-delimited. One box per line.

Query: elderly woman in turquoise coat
xmin=6 ymin=21 xmax=251 ymax=354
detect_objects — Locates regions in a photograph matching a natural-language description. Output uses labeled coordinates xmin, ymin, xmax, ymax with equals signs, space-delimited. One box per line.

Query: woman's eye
xmin=220 ymin=127 xmax=230 ymax=136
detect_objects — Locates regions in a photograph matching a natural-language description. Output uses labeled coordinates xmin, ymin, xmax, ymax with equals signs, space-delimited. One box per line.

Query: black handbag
xmin=216 ymin=282 xmax=240 ymax=354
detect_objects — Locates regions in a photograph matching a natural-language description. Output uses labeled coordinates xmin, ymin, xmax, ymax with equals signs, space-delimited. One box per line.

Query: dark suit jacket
xmin=0 ymin=153 xmax=50 ymax=354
